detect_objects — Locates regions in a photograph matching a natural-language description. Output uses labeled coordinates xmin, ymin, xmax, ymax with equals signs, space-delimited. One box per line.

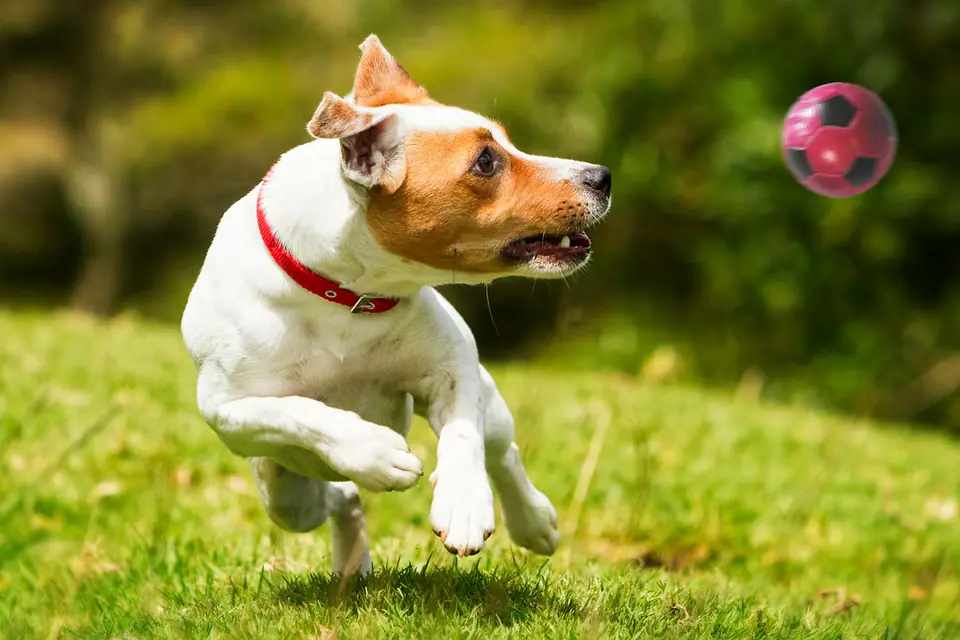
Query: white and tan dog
xmin=181 ymin=35 xmax=611 ymax=577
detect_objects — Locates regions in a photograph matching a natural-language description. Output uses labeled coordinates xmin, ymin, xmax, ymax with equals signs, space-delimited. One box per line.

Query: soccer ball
xmin=782 ymin=82 xmax=898 ymax=198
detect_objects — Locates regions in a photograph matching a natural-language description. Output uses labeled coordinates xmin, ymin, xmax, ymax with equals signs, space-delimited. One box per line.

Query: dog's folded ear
xmin=307 ymin=91 xmax=406 ymax=194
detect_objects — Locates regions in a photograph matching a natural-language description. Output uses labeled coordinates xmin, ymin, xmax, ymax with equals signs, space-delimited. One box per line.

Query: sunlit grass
xmin=1 ymin=309 xmax=958 ymax=638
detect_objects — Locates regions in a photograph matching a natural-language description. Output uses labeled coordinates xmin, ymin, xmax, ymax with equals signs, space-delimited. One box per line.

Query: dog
xmin=181 ymin=34 xmax=611 ymax=577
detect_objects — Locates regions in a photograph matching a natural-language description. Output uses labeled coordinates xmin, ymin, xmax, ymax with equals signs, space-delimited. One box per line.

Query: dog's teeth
xmin=559 ymin=235 xmax=571 ymax=248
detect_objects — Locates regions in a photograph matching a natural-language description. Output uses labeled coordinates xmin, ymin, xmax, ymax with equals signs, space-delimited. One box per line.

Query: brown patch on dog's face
xmin=365 ymin=126 xmax=600 ymax=275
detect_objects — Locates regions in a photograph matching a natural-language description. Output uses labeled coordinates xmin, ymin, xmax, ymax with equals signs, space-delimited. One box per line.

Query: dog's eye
xmin=471 ymin=148 xmax=500 ymax=177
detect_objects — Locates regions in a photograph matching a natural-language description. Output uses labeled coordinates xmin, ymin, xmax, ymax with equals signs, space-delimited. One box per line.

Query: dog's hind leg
xmin=250 ymin=457 xmax=331 ymax=532
xmin=327 ymin=481 xmax=373 ymax=577
xmin=478 ymin=365 xmax=560 ymax=556
xmin=250 ymin=458 xmax=372 ymax=577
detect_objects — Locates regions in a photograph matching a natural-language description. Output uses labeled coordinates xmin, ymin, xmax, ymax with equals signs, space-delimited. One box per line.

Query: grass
xmin=0 ymin=309 xmax=958 ymax=639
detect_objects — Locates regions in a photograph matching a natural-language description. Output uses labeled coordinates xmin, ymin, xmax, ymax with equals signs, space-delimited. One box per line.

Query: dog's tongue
xmin=525 ymin=239 xmax=571 ymax=256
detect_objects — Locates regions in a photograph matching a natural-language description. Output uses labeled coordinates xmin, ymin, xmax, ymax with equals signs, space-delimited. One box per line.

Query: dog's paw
xmin=324 ymin=419 xmax=423 ymax=492
xmin=429 ymin=463 xmax=495 ymax=557
xmin=502 ymin=487 xmax=560 ymax=556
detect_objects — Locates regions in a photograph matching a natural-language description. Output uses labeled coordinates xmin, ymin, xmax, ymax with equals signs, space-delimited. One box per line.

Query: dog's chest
xmin=275 ymin=315 xmax=385 ymax=383
xmin=258 ymin=313 xmax=412 ymax=423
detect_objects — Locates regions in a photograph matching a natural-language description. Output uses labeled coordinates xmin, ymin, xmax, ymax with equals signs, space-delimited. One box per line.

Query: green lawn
xmin=1 ymin=309 xmax=958 ymax=639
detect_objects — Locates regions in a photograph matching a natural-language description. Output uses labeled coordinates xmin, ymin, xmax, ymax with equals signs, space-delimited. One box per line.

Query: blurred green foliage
xmin=2 ymin=0 xmax=959 ymax=431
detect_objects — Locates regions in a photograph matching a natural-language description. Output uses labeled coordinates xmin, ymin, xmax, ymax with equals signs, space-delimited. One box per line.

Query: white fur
xmin=181 ymin=102 xmax=608 ymax=575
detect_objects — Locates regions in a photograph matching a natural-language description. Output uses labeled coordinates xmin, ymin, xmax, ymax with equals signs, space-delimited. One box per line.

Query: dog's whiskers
xmin=485 ymin=284 xmax=499 ymax=337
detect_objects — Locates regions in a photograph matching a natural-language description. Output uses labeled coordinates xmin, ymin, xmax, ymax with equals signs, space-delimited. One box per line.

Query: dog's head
xmin=307 ymin=35 xmax=611 ymax=281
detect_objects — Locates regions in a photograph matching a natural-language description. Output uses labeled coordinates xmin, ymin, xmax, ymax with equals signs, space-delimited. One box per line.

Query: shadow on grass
xmin=273 ymin=561 xmax=582 ymax=626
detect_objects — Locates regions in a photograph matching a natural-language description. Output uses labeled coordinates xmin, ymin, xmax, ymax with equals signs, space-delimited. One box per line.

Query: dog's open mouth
xmin=503 ymin=232 xmax=591 ymax=262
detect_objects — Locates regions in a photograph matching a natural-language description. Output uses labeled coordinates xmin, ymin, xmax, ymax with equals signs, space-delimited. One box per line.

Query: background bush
xmin=2 ymin=0 xmax=959 ymax=431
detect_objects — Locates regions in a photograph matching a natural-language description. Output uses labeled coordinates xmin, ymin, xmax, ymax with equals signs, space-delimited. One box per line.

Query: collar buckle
xmin=350 ymin=295 xmax=378 ymax=314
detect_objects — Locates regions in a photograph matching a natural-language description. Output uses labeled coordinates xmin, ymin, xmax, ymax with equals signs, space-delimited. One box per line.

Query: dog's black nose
xmin=579 ymin=165 xmax=612 ymax=197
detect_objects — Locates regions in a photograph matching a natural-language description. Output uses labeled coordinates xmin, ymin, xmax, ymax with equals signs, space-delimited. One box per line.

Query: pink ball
xmin=781 ymin=83 xmax=898 ymax=198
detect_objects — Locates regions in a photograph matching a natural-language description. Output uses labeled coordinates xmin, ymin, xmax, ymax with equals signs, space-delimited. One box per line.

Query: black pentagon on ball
xmin=844 ymin=157 xmax=877 ymax=187
xmin=785 ymin=148 xmax=813 ymax=179
xmin=817 ymin=94 xmax=858 ymax=127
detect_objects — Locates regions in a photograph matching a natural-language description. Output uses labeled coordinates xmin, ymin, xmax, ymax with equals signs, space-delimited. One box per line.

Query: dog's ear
xmin=351 ymin=34 xmax=430 ymax=107
xmin=307 ymin=91 xmax=406 ymax=194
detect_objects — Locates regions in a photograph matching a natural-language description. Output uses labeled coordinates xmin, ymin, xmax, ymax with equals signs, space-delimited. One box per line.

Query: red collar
xmin=255 ymin=166 xmax=401 ymax=315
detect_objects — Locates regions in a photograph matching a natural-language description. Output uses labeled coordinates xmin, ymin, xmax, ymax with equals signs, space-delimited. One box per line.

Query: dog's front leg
xmin=414 ymin=359 xmax=496 ymax=557
xmin=200 ymin=387 xmax=423 ymax=492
